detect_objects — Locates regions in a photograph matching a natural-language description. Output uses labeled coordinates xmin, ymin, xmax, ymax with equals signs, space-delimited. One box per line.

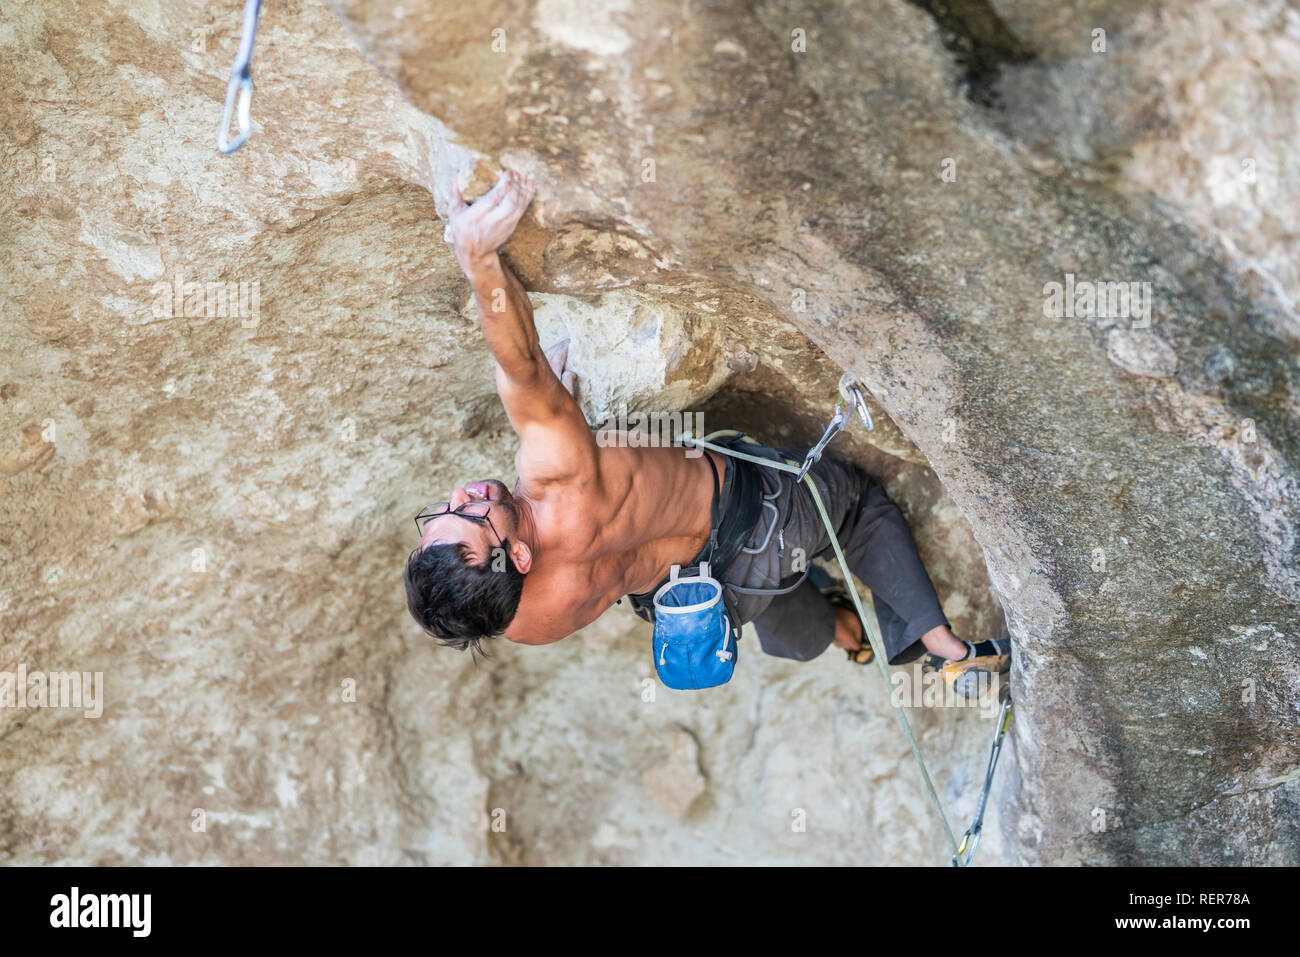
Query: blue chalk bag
xmin=651 ymin=562 xmax=739 ymax=690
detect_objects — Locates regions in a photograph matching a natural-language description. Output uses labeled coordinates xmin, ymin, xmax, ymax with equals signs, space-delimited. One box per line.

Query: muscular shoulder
xmin=518 ymin=445 xmax=637 ymax=539
xmin=502 ymin=565 xmax=612 ymax=644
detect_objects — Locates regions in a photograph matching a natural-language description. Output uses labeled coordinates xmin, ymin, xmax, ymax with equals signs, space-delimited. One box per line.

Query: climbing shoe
xmin=825 ymin=590 xmax=874 ymax=665
xmin=921 ymin=638 xmax=1011 ymax=700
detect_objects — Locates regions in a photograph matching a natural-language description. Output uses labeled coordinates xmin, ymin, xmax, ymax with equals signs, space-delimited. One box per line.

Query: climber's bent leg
xmin=750 ymin=577 xmax=837 ymax=661
xmin=834 ymin=469 xmax=950 ymax=664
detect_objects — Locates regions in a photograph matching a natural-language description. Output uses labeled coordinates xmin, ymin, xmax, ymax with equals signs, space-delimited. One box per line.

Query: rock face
xmin=1 ymin=0 xmax=1296 ymax=865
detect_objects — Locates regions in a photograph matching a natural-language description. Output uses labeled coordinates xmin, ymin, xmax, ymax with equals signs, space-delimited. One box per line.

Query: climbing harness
xmin=680 ymin=371 xmax=1012 ymax=867
xmin=217 ymin=0 xmax=263 ymax=154
xmin=952 ymin=694 xmax=1013 ymax=867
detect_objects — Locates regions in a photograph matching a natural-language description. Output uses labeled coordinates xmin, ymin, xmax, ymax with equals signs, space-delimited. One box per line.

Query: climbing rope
xmin=681 ymin=372 xmax=1012 ymax=866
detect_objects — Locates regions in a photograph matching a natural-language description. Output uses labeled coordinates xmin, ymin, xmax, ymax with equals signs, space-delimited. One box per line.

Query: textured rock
xmin=2 ymin=0 xmax=1297 ymax=866
xmin=640 ymin=727 xmax=708 ymax=817
xmin=1105 ymin=328 xmax=1179 ymax=378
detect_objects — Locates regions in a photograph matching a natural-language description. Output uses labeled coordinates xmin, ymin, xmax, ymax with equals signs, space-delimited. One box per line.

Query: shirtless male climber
xmin=404 ymin=169 xmax=1010 ymax=694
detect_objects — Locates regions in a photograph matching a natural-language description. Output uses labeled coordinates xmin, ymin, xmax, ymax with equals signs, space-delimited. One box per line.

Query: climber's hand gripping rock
xmin=445 ymin=169 xmax=536 ymax=276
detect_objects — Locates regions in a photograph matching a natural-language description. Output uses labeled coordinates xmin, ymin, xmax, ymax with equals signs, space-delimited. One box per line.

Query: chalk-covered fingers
xmin=445 ymin=169 xmax=538 ymax=276
xmin=478 ymin=171 xmax=534 ymax=231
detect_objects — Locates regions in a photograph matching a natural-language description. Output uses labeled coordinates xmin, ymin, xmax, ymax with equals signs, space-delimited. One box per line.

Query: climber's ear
xmin=507 ymin=537 xmax=532 ymax=574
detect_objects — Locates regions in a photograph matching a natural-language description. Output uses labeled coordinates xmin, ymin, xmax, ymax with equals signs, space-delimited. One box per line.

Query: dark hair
xmin=404 ymin=540 xmax=525 ymax=656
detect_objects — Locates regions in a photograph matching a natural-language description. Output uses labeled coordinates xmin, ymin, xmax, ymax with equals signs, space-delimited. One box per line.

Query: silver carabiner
xmin=217 ymin=73 xmax=254 ymax=154
xmin=837 ymin=372 xmax=874 ymax=431
xmin=217 ymin=0 xmax=263 ymax=154
xmin=793 ymin=373 xmax=874 ymax=484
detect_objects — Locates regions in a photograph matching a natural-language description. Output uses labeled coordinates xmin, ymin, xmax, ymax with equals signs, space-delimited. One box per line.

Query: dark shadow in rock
xmin=904 ymin=0 xmax=1035 ymax=109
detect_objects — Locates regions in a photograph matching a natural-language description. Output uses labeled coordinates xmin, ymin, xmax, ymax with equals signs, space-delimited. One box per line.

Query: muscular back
xmin=502 ymin=439 xmax=724 ymax=644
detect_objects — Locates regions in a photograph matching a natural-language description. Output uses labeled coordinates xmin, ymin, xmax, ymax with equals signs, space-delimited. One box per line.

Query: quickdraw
xmin=217 ymin=0 xmax=263 ymax=154
xmin=794 ymin=373 xmax=874 ymax=483
xmin=952 ymin=694 xmax=1014 ymax=867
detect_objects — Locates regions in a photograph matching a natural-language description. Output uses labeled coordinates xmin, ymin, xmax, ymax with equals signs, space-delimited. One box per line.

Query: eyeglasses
xmin=414 ymin=501 xmax=502 ymax=547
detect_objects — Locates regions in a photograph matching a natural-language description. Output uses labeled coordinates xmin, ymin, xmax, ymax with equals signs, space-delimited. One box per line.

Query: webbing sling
xmin=680 ymin=427 xmax=962 ymax=864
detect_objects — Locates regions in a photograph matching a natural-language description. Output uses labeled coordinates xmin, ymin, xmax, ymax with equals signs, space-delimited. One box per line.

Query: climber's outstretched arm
xmin=446 ymin=170 xmax=598 ymax=488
